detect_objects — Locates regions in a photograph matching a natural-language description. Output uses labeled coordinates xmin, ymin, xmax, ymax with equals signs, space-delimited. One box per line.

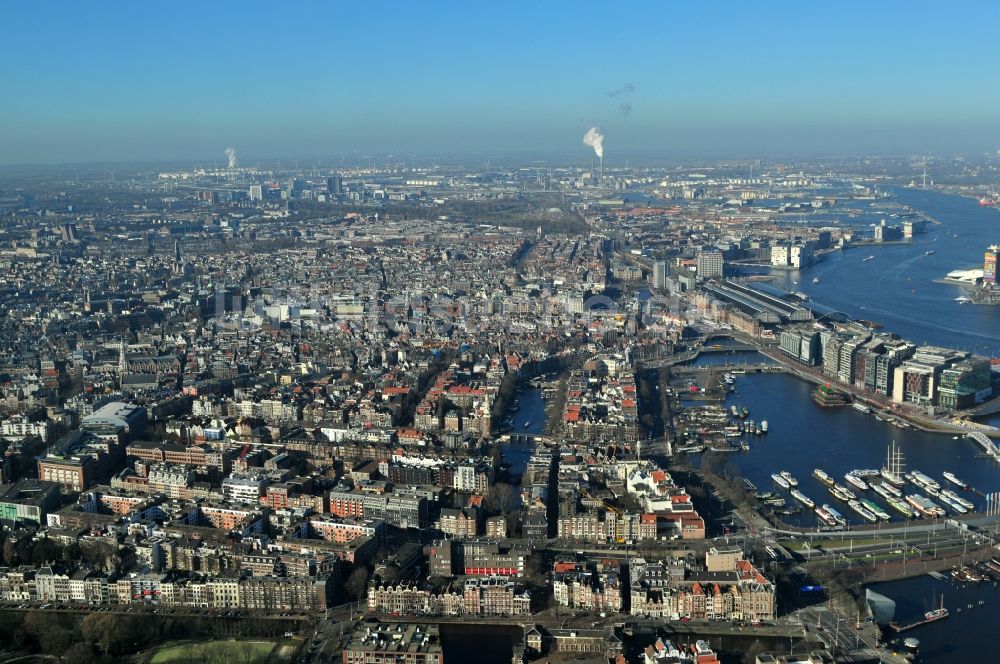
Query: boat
xmin=740 ymin=407 xmax=749 ymax=419
xmin=852 ymin=402 xmax=871 ymax=413
xmin=849 ymin=499 xmax=878 ymax=523
xmin=881 ymin=441 xmax=906 ymax=487
xmin=845 ymin=473 xmax=869 ymax=491
xmin=779 ymin=471 xmax=798 ymax=487
xmin=938 ymin=494 xmax=968 ymax=514
xmin=906 ymin=493 xmax=946 ymax=518
xmin=863 ymin=255 xmax=876 ymax=262
xmin=887 ymin=496 xmax=919 ymax=518
xmin=942 ymin=471 xmax=968 ymax=489
xmin=813 ymin=468 xmax=835 ymax=486
xmin=743 ymin=478 xmax=758 ymax=492
xmin=940 ymin=489 xmax=974 ymax=510
xmin=791 ymin=489 xmax=815 ymax=508
xmin=815 ymin=505 xmax=837 ymax=526
xmin=760 ymin=420 xmax=768 ymax=433
xmin=925 ymin=250 xmax=935 ymax=255
xmin=954 ymin=296 xmax=972 ymax=304
xmin=873 ymin=481 xmax=902 ymax=499
xmin=771 ymin=473 xmax=791 ymax=490
xmin=862 ymin=498 xmax=891 ymax=520
xmin=522 ymin=420 xmax=531 ymax=429
xmin=823 ymin=504 xmax=847 ymax=526
xmin=910 ymin=470 xmax=940 ymax=491
xmin=812 ymin=277 xmax=820 ymax=284
xmin=829 ymin=484 xmax=855 ymax=502
xmin=730 ymin=405 xmax=738 ymax=417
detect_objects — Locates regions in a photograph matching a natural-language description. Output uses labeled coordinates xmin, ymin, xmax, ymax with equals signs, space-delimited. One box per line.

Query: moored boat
xmin=771 ymin=473 xmax=791 ymax=490
xmin=845 ymin=473 xmax=869 ymax=492
xmin=823 ymin=504 xmax=847 ymax=526
xmin=779 ymin=471 xmax=798 ymax=487
xmin=849 ymin=499 xmax=878 ymax=523
xmin=942 ymin=471 xmax=967 ymax=489
xmin=813 ymin=468 xmax=834 ymax=486
xmin=791 ymin=489 xmax=815 ymax=508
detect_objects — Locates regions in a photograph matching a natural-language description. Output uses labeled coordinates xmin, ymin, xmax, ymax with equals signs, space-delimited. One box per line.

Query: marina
xmin=690 ymin=370 xmax=999 ymax=528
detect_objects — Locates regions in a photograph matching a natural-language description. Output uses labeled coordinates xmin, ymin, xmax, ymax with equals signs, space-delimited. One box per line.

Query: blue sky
xmin=2 ymin=1 xmax=1000 ymax=164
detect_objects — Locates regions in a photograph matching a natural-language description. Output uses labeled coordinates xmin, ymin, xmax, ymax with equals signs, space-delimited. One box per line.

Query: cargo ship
xmin=812 ymin=468 xmax=834 ymax=486
xmin=791 ymin=489 xmax=815 ymax=509
xmin=845 ymin=473 xmax=870 ymax=491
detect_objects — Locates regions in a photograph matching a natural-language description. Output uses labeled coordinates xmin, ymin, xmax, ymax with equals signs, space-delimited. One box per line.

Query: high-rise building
xmin=248 ymin=185 xmax=263 ymax=201
xmin=326 ymin=174 xmax=344 ymax=195
xmin=984 ymin=245 xmax=998 ymax=284
xmin=652 ymin=261 xmax=668 ymax=290
xmin=696 ymin=251 xmax=724 ymax=279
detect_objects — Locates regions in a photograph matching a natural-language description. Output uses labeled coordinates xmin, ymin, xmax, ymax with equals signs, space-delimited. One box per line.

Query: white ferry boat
xmin=771 ymin=473 xmax=791 ymax=490
xmin=845 ymin=473 xmax=870 ymax=492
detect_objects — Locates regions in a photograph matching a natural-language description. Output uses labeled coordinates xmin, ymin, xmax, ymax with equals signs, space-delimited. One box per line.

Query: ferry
xmin=940 ymin=489 xmax=974 ymax=510
xmin=887 ymin=496 xmax=919 ymax=518
xmin=873 ymin=482 xmax=902 ymax=500
xmin=791 ymin=489 xmax=815 ymax=509
xmin=815 ymin=506 xmax=837 ymax=527
xmin=906 ymin=493 xmax=946 ymax=518
xmin=829 ymin=484 xmax=855 ymax=502
xmin=823 ymin=504 xmax=847 ymax=527
xmin=771 ymin=473 xmax=791 ymax=490
xmin=910 ymin=470 xmax=940 ymax=491
xmin=780 ymin=471 xmax=798 ymax=487
xmin=849 ymin=499 xmax=878 ymax=523
xmin=862 ymin=498 xmax=891 ymax=521
xmin=942 ymin=471 xmax=968 ymax=489
xmin=845 ymin=473 xmax=870 ymax=492
xmin=812 ymin=468 xmax=835 ymax=486
xmin=938 ymin=494 xmax=968 ymax=515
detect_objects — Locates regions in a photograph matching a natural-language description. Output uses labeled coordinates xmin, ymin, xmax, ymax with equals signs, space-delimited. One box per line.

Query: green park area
xmin=150 ymin=639 xmax=297 ymax=664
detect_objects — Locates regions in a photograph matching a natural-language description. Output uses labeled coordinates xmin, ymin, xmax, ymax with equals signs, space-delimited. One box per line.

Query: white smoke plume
xmin=607 ymin=82 xmax=635 ymax=98
xmin=583 ymin=126 xmax=604 ymax=159
xmin=225 ymin=147 xmax=238 ymax=169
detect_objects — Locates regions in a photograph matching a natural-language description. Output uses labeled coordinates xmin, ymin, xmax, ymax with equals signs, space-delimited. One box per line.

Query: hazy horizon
xmin=3 ymin=0 xmax=1000 ymax=165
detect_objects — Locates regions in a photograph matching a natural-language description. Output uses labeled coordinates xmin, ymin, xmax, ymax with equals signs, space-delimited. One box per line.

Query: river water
xmin=761 ymin=187 xmax=999 ymax=355
xmin=706 ymin=185 xmax=999 ymax=663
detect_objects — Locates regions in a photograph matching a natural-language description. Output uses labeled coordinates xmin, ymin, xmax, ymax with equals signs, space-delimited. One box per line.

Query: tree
xmin=81 ymin=612 xmax=128 ymax=656
xmin=344 ymin=566 xmax=370 ymax=601
xmin=62 ymin=642 xmax=100 ymax=664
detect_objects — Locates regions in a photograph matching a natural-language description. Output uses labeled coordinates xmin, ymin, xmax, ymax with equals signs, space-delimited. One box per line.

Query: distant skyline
xmin=3 ymin=1 xmax=1000 ymax=164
